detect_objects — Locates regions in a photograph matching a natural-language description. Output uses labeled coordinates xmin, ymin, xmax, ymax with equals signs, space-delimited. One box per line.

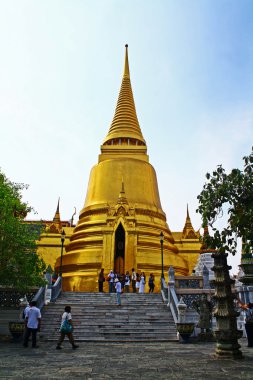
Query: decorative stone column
xmin=240 ymin=254 xmax=253 ymax=287
xmin=212 ymin=251 xmax=243 ymax=358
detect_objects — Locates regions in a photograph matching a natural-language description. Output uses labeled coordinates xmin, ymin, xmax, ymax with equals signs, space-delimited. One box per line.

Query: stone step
xmin=40 ymin=292 xmax=178 ymax=342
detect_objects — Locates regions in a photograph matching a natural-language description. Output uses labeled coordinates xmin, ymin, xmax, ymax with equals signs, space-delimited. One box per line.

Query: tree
xmin=197 ymin=147 xmax=253 ymax=256
xmin=196 ymin=149 xmax=253 ymax=359
xmin=0 ymin=170 xmax=46 ymax=291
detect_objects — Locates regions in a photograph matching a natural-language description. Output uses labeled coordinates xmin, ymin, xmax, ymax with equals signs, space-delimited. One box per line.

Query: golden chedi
xmin=57 ymin=45 xmax=192 ymax=292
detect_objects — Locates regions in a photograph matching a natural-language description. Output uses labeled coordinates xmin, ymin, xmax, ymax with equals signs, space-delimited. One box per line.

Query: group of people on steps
xmin=98 ymin=268 xmax=155 ymax=293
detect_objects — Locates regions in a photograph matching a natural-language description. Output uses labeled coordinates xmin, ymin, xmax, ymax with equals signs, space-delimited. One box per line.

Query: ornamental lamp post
xmin=59 ymin=229 xmax=66 ymax=277
xmin=160 ymin=231 xmax=164 ymax=278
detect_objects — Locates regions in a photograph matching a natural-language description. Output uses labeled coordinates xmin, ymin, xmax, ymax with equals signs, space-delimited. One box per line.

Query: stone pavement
xmin=0 ymin=338 xmax=253 ymax=379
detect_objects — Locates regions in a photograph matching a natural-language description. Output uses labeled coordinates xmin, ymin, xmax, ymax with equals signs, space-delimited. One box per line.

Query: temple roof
xmin=102 ymin=45 xmax=146 ymax=146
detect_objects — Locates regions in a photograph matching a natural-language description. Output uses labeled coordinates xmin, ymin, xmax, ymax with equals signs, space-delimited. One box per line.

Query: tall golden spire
xmin=103 ymin=44 xmax=146 ymax=145
xmin=182 ymin=204 xmax=198 ymax=239
xmin=53 ymin=198 xmax=61 ymax=224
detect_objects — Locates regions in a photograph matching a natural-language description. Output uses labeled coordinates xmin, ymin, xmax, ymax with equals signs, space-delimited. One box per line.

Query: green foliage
xmin=0 ymin=170 xmax=46 ymax=291
xmin=197 ymin=148 xmax=253 ymax=255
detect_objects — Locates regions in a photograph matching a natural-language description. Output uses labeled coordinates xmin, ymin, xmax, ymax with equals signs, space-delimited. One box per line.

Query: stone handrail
xmin=160 ymin=269 xmax=179 ymax=323
xmin=160 ymin=276 xmax=168 ymax=302
xmin=50 ymin=276 xmax=62 ymax=302
xmin=168 ymin=285 xmax=179 ymax=322
xmin=32 ymin=286 xmax=46 ymax=310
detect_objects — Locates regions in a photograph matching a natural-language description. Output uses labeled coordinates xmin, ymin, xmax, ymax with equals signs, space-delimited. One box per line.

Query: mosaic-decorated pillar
xmin=212 ymin=251 xmax=243 ymax=358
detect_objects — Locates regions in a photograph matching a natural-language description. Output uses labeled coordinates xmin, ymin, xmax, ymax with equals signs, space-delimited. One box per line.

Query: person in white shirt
xmin=115 ymin=278 xmax=122 ymax=306
xmin=23 ymin=301 xmax=41 ymax=348
xmin=131 ymin=268 xmax=136 ymax=293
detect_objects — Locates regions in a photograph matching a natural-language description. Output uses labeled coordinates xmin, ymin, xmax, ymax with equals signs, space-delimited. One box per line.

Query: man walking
xmin=23 ymin=300 xmax=41 ymax=348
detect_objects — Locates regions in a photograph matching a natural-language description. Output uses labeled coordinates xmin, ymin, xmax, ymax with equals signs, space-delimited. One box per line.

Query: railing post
xmin=177 ymin=297 xmax=187 ymax=323
xmin=168 ymin=266 xmax=175 ymax=305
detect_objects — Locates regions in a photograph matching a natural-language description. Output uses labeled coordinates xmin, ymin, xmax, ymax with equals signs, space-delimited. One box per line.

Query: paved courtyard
xmin=0 ymin=338 xmax=253 ymax=379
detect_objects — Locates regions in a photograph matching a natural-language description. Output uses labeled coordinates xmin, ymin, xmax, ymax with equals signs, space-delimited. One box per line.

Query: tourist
xmin=56 ymin=305 xmax=79 ymax=350
xmin=107 ymin=270 xmax=115 ymax=293
xmin=115 ymin=278 xmax=122 ymax=306
xmin=135 ymin=272 xmax=140 ymax=293
xmin=131 ymin=268 xmax=136 ymax=293
xmin=238 ymin=300 xmax=253 ymax=347
xmin=120 ymin=273 xmax=126 ymax=291
xmin=139 ymin=272 xmax=146 ymax=293
xmin=124 ymin=271 xmax=131 ymax=293
xmin=51 ymin=272 xmax=58 ymax=286
xmin=148 ymin=273 xmax=155 ymax=293
xmin=23 ymin=300 xmax=41 ymax=348
xmin=98 ymin=268 xmax=105 ymax=292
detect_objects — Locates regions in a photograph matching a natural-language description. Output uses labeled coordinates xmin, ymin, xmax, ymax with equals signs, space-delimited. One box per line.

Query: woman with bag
xmin=56 ymin=305 xmax=79 ymax=350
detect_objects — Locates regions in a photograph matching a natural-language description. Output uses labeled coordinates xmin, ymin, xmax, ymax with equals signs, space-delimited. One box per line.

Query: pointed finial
xmin=123 ymin=44 xmax=130 ymax=78
xmin=53 ymin=197 xmax=61 ymax=228
xmin=187 ymin=203 xmax=189 ymax=219
xmin=56 ymin=197 xmax=60 ymax=213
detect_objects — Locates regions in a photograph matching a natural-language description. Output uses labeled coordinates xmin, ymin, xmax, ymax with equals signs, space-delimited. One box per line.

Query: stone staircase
xmin=40 ymin=292 xmax=178 ymax=342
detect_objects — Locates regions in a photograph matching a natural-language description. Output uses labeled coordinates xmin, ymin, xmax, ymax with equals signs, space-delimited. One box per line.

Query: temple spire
xmin=53 ymin=198 xmax=61 ymax=223
xmin=182 ymin=204 xmax=198 ymax=239
xmin=102 ymin=44 xmax=146 ymax=146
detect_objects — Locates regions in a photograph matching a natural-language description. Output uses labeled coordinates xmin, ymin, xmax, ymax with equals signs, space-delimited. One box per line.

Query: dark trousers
xmin=23 ymin=327 xmax=38 ymax=347
xmin=245 ymin=323 xmax=253 ymax=347
xmin=109 ymin=282 xmax=114 ymax=293
xmin=132 ymin=280 xmax=136 ymax=293
xmin=98 ymin=281 xmax=104 ymax=292
xmin=57 ymin=332 xmax=75 ymax=346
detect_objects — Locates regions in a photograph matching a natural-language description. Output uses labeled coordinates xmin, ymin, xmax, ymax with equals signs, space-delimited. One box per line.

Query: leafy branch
xmin=197 ymin=148 xmax=253 ymax=255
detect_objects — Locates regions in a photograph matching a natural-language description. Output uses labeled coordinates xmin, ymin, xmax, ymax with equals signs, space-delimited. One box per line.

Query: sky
xmin=0 ymin=0 xmax=252 ymax=274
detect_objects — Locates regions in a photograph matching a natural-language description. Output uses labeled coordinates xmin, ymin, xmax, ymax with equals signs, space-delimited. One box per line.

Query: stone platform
xmin=0 ymin=339 xmax=253 ymax=379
